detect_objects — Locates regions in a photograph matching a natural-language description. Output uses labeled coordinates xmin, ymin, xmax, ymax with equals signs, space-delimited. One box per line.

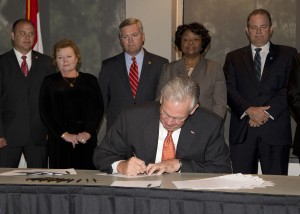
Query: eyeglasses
xmin=160 ymin=108 xmax=189 ymax=123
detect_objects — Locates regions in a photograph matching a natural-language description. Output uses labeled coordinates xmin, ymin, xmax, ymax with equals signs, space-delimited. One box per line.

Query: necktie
xmin=129 ymin=57 xmax=139 ymax=97
xmin=254 ymin=48 xmax=262 ymax=80
xmin=21 ymin=56 xmax=29 ymax=77
xmin=161 ymin=131 xmax=176 ymax=161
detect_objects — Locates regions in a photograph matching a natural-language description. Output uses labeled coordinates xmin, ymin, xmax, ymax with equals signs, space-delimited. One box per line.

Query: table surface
xmin=0 ymin=168 xmax=300 ymax=196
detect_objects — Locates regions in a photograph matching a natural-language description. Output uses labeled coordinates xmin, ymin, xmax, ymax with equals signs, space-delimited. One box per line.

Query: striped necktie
xmin=128 ymin=57 xmax=139 ymax=97
xmin=254 ymin=48 xmax=262 ymax=80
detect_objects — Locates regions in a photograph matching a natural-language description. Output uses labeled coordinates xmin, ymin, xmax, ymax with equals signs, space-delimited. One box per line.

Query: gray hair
xmin=161 ymin=76 xmax=200 ymax=110
xmin=119 ymin=18 xmax=144 ymax=38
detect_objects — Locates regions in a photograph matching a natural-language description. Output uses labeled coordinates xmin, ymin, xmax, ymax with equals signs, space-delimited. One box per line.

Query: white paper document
xmin=172 ymin=173 xmax=274 ymax=190
xmin=0 ymin=168 xmax=77 ymax=176
xmin=111 ymin=180 xmax=162 ymax=188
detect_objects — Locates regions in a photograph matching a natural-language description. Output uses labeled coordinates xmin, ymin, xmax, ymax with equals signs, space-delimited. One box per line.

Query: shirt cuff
xmin=240 ymin=112 xmax=247 ymax=119
xmin=264 ymin=110 xmax=274 ymax=120
xmin=111 ymin=160 xmax=124 ymax=174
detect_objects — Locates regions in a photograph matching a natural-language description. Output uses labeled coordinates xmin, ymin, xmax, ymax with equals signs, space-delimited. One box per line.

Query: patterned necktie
xmin=128 ymin=57 xmax=139 ymax=97
xmin=21 ymin=55 xmax=29 ymax=77
xmin=254 ymin=48 xmax=262 ymax=80
xmin=161 ymin=131 xmax=176 ymax=161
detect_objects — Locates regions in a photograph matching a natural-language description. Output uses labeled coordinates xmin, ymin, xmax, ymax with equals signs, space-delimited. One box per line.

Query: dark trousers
xmin=0 ymin=139 xmax=48 ymax=168
xmin=230 ymin=127 xmax=290 ymax=175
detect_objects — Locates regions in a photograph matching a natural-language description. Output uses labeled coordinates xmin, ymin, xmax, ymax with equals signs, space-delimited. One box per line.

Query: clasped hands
xmin=117 ymin=156 xmax=181 ymax=176
xmin=0 ymin=138 xmax=7 ymax=149
xmin=246 ymin=106 xmax=271 ymax=127
xmin=61 ymin=132 xmax=91 ymax=148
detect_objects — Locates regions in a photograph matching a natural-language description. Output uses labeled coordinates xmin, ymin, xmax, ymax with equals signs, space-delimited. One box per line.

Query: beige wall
xmin=126 ymin=0 xmax=180 ymax=61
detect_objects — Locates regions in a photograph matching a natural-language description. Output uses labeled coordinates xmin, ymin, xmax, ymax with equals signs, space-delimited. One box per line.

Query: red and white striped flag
xmin=26 ymin=0 xmax=43 ymax=53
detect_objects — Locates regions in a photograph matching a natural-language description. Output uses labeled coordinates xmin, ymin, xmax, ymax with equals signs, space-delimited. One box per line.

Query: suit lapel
xmin=242 ymin=47 xmax=260 ymax=86
xmin=8 ymin=50 xmax=27 ymax=79
xmin=142 ymin=104 xmax=160 ymax=163
xmin=261 ymin=43 xmax=278 ymax=82
xmin=176 ymin=119 xmax=196 ymax=158
xmin=29 ymin=51 xmax=39 ymax=76
xmin=118 ymin=53 xmax=134 ymax=98
xmin=137 ymin=50 xmax=152 ymax=95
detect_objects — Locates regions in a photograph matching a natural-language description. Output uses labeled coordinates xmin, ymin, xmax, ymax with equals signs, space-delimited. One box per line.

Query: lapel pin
xmin=190 ymin=131 xmax=194 ymax=134
xmin=148 ymin=61 xmax=152 ymax=64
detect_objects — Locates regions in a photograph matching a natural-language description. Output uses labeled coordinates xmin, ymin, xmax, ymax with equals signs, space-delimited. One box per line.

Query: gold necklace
xmin=62 ymin=72 xmax=79 ymax=87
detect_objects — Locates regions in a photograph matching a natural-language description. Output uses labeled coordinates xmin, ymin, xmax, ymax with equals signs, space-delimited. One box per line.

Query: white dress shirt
xmin=14 ymin=49 xmax=32 ymax=70
xmin=111 ymin=122 xmax=181 ymax=173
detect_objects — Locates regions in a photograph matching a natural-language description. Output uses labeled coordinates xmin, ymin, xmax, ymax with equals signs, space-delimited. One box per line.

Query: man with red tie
xmin=98 ymin=18 xmax=168 ymax=131
xmin=0 ymin=19 xmax=53 ymax=168
xmin=93 ymin=77 xmax=231 ymax=176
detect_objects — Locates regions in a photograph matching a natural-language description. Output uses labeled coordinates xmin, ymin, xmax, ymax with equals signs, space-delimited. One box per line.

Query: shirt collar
xmin=14 ymin=48 xmax=32 ymax=60
xmin=251 ymin=42 xmax=270 ymax=53
xmin=125 ymin=48 xmax=144 ymax=62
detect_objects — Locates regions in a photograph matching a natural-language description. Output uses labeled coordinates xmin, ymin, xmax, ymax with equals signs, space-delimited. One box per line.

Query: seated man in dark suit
xmin=93 ymin=76 xmax=232 ymax=176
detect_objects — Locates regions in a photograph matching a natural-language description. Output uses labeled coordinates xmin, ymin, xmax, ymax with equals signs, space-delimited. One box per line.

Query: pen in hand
xmin=132 ymin=152 xmax=148 ymax=175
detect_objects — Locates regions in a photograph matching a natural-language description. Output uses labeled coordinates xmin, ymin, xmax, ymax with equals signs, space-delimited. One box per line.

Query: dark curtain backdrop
xmin=0 ymin=0 xmax=125 ymax=77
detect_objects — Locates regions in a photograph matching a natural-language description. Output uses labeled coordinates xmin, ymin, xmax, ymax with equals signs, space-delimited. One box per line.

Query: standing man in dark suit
xmin=93 ymin=77 xmax=231 ymax=176
xmin=224 ymin=9 xmax=297 ymax=175
xmin=0 ymin=19 xmax=53 ymax=168
xmin=98 ymin=18 xmax=168 ymax=131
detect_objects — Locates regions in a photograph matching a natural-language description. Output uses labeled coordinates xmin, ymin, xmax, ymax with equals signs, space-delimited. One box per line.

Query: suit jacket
xmin=98 ymin=49 xmax=168 ymax=130
xmin=0 ymin=49 xmax=53 ymax=147
xmin=288 ymin=53 xmax=300 ymax=156
xmin=93 ymin=102 xmax=232 ymax=174
xmin=156 ymin=57 xmax=227 ymax=118
xmin=224 ymin=43 xmax=297 ymax=145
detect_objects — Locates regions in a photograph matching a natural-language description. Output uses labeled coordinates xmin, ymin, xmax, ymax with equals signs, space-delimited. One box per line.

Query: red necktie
xmin=161 ymin=131 xmax=176 ymax=161
xmin=128 ymin=57 xmax=139 ymax=97
xmin=21 ymin=56 xmax=29 ymax=77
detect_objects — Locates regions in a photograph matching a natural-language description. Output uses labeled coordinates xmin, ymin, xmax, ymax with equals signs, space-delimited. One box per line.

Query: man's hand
xmin=246 ymin=106 xmax=270 ymax=125
xmin=249 ymin=118 xmax=261 ymax=127
xmin=146 ymin=159 xmax=181 ymax=175
xmin=0 ymin=138 xmax=7 ymax=149
xmin=117 ymin=157 xmax=147 ymax=176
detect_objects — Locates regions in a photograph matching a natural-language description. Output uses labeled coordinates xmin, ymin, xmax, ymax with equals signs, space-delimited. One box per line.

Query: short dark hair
xmin=12 ymin=18 xmax=35 ymax=33
xmin=247 ymin=9 xmax=272 ymax=27
xmin=175 ymin=22 xmax=211 ymax=54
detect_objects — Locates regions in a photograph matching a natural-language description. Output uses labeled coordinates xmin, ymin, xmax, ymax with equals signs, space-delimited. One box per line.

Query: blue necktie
xmin=254 ymin=48 xmax=262 ymax=80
